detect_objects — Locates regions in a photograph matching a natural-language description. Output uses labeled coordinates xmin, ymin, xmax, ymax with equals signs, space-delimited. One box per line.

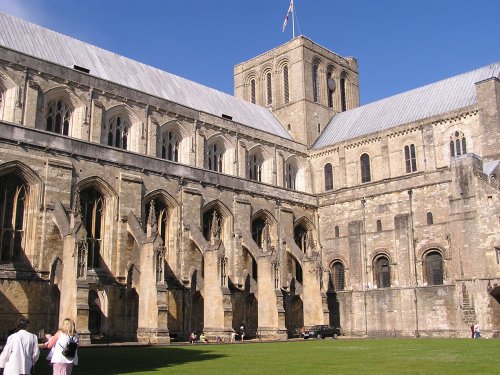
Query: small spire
xmin=73 ymin=188 xmax=82 ymax=219
xmin=147 ymin=200 xmax=157 ymax=235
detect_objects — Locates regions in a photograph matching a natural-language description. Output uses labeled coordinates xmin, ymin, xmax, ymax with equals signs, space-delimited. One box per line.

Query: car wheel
xmin=316 ymin=333 xmax=322 ymax=339
xmin=333 ymin=333 xmax=338 ymax=339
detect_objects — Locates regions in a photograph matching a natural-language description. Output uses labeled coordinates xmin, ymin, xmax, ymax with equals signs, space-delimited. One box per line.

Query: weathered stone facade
xmin=0 ymin=15 xmax=499 ymax=343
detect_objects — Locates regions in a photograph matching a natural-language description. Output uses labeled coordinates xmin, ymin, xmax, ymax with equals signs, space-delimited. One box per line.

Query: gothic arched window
xmin=251 ymin=217 xmax=266 ymax=248
xmin=294 ymin=224 xmax=308 ymax=253
xmin=450 ymin=131 xmax=467 ymax=157
xmin=248 ymin=153 xmax=263 ymax=182
xmin=340 ymin=74 xmax=347 ymax=112
xmin=250 ymin=79 xmax=256 ymax=104
xmin=374 ymin=256 xmax=390 ymax=288
xmin=283 ymin=65 xmax=289 ymax=104
xmin=285 ymin=162 xmax=297 ymax=190
xmin=81 ymin=188 xmax=104 ymax=269
xmin=46 ymin=100 xmax=71 ymax=136
xmin=331 ymin=261 xmax=345 ymax=291
xmin=312 ymin=62 xmax=320 ymax=103
xmin=0 ymin=174 xmax=28 ymax=262
xmin=266 ymin=72 xmax=272 ymax=105
xmin=107 ymin=116 xmax=129 ymax=150
xmin=404 ymin=144 xmax=417 ymax=173
xmin=425 ymin=251 xmax=444 ymax=285
xmin=161 ymin=130 xmax=180 ymax=162
xmin=207 ymin=143 xmax=224 ymax=172
xmin=324 ymin=163 xmax=333 ymax=191
xmin=145 ymin=199 xmax=168 ymax=244
xmin=360 ymin=153 xmax=371 ymax=183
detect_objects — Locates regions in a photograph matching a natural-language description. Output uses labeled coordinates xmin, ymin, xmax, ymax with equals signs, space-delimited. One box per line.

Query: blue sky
xmin=0 ymin=0 xmax=498 ymax=105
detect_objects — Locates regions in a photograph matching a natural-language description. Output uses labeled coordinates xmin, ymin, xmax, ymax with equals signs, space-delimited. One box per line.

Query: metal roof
xmin=313 ymin=63 xmax=500 ymax=149
xmin=0 ymin=12 xmax=292 ymax=140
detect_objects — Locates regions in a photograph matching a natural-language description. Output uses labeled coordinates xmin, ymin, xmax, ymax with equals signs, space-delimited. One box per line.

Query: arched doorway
xmin=489 ymin=285 xmax=500 ymax=337
xmin=244 ymin=294 xmax=258 ymax=338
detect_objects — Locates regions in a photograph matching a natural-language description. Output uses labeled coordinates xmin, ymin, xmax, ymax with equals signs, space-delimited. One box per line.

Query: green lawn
xmin=33 ymin=338 xmax=499 ymax=375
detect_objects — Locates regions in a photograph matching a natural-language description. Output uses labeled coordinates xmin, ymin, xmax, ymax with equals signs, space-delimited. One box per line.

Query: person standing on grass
xmin=43 ymin=318 xmax=79 ymax=375
xmin=0 ymin=318 xmax=39 ymax=375
xmin=473 ymin=323 xmax=481 ymax=338
xmin=239 ymin=324 xmax=246 ymax=342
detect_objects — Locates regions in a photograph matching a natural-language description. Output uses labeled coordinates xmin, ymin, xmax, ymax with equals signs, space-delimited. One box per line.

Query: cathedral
xmin=0 ymin=12 xmax=499 ymax=344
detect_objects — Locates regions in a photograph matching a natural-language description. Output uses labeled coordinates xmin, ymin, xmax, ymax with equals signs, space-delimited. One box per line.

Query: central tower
xmin=234 ymin=36 xmax=359 ymax=147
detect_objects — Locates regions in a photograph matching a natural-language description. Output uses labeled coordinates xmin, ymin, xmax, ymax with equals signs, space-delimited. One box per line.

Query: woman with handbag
xmin=43 ymin=319 xmax=79 ymax=375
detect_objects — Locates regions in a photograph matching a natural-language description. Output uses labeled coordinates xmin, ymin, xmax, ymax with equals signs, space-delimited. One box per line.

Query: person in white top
xmin=0 ymin=318 xmax=40 ymax=375
xmin=44 ymin=318 xmax=79 ymax=375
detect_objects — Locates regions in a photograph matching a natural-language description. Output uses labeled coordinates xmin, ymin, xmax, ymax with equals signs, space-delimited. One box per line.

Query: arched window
xmin=251 ymin=217 xmax=266 ymax=248
xmin=80 ymin=188 xmax=104 ymax=269
xmin=425 ymin=251 xmax=444 ymax=285
xmin=0 ymin=174 xmax=28 ymax=262
xmin=107 ymin=116 xmax=129 ymax=150
xmin=376 ymin=219 xmax=382 ymax=232
xmin=250 ymin=79 xmax=256 ymax=104
xmin=331 ymin=261 xmax=345 ymax=291
xmin=294 ymin=224 xmax=308 ymax=253
xmin=283 ymin=65 xmax=289 ymax=104
xmin=145 ymin=199 xmax=168 ymax=244
xmin=207 ymin=143 xmax=224 ymax=172
xmin=404 ymin=144 xmax=417 ymax=173
xmin=334 ymin=226 xmax=340 ymax=238
xmin=324 ymin=163 xmax=333 ymax=191
xmin=427 ymin=212 xmax=434 ymax=225
xmin=360 ymin=153 xmax=371 ymax=183
xmin=285 ymin=162 xmax=297 ymax=190
xmin=161 ymin=130 xmax=180 ymax=162
xmin=202 ymin=209 xmax=222 ymax=242
xmin=450 ymin=131 xmax=467 ymax=157
xmin=312 ymin=62 xmax=320 ymax=103
xmin=340 ymin=74 xmax=347 ymax=111
xmin=374 ymin=256 xmax=391 ymax=288
xmin=327 ymin=68 xmax=335 ymax=108
xmin=266 ymin=72 xmax=272 ymax=105
xmin=248 ymin=153 xmax=263 ymax=182
xmin=46 ymin=100 xmax=71 ymax=136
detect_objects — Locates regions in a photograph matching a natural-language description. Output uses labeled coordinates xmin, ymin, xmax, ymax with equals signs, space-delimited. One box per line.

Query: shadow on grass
xmin=33 ymin=346 xmax=225 ymax=375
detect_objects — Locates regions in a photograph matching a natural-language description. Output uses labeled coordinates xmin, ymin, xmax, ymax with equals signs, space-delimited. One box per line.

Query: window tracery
xmin=46 ymin=99 xmax=71 ymax=136
xmin=107 ymin=116 xmax=129 ymax=149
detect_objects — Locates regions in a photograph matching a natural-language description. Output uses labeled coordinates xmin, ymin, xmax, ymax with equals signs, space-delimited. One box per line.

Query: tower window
xmin=334 ymin=226 xmax=340 ymax=238
xmin=250 ymin=79 xmax=256 ymax=104
xmin=327 ymin=69 xmax=334 ymax=108
xmin=376 ymin=220 xmax=382 ymax=232
xmin=283 ymin=65 xmax=289 ymax=104
xmin=312 ymin=63 xmax=320 ymax=103
xmin=266 ymin=72 xmax=272 ymax=105
xmin=340 ymin=75 xmax=347 ymax=111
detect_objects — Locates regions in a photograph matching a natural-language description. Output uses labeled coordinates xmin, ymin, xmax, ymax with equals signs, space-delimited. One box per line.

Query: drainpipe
xmin=361 ymin=197 xmax=368 ymax=336
xmin=408 ymin=189 xmax=420 ymax=337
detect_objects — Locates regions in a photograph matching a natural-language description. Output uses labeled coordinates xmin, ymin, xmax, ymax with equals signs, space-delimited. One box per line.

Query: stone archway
xmin=489 ymin=285 xmax=500 ymax=337
xmin=285 ymin=295 xmax=304 ymax=333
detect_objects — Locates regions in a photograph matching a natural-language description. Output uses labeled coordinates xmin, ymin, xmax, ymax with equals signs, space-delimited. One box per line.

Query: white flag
xmin=282 ymin=0 xmax=294 ymax=32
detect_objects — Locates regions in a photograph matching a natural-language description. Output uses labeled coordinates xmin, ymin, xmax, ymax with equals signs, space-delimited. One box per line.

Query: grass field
xmin=32 ymin=338 xmax=499 ymax=375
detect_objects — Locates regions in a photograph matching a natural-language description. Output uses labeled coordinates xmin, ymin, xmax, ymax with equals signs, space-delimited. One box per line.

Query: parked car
xmin=304 ymin=325 xmax=341 ymax=339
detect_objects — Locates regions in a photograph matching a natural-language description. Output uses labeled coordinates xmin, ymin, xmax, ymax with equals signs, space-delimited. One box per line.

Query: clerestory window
xmin=46 ymin=100 xmax=71 ymax=136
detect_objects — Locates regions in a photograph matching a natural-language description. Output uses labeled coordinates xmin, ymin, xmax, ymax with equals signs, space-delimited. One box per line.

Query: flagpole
xmin=292 ymin=0 xmax=295 ymax=39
